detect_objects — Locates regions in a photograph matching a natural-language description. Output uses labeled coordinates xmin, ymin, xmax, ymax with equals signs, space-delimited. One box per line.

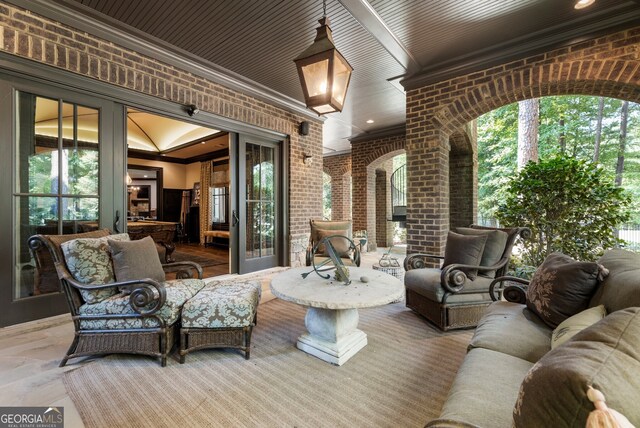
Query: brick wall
xmin=405 ymin=26 xmax=640 ymax=259
xmin=351 ymin=132 xmax=406 ymax=251
xmin=322 ymin=153 xmax=351 ymax=221
xmin=0 ymin=3 xmax=324 ymax=266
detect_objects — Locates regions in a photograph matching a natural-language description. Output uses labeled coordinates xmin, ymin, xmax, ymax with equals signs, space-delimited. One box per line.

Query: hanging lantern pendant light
xmin=294 ymin=0 xmax=353 ymax=115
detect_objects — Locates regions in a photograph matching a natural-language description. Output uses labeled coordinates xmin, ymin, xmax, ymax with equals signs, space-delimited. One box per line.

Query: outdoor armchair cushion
xmin=442 ymin=231 xmax=487 ymax=280
xmin=78 ymin=278 xmax=206 ymax=329
xmin=455 ymin=227 xmax=508 ymax=278
xmin=109 ymin=236 xmax=166 ymax=294
xmin=314 ymin=228 xmax=351 ymax=256
xmin=405 ymin=268 xmax=493 ymax=303
xmin=61 ymin=233 xmax=130 ymax=304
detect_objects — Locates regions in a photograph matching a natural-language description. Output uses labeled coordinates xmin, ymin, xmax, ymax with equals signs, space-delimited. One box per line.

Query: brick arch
xmin=351 ymin=131 xmax=406 ymax=251
xmin=404 ymin=26 xmax=640 ymax=259
xmin=437 ymin=60 xmax=640 ymax=135
xmin=322 ymin=153 xmax=352 ymax=220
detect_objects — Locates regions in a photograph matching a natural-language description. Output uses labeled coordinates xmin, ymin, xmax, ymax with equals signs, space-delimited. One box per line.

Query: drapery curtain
xmin=199 ymin=161 xmax=213 ymax=244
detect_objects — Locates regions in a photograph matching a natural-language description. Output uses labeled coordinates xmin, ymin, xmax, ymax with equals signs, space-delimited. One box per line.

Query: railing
xmin=477 ymin=218 xmax=640 ymax=251
xmin=391 ymin=164 xmax=406 ymax=222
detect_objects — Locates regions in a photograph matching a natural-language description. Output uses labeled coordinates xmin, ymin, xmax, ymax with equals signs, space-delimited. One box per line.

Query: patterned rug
xmin=64 ymin=299 xmax=472 ymax=428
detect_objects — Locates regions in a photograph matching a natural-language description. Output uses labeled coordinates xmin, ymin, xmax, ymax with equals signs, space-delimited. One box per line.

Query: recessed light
xmin=201 ymin=141 xmax=205 ymax=144
xmin=574 ymin=0 xmax=595 ymax=9
xmin=143 ymin=175 xmax=148 ymax=178
xmin=366 ymin=119 xmax=374 ymax=124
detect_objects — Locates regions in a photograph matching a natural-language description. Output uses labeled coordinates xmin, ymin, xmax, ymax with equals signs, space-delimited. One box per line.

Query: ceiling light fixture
xmin=294 ymin=0 xmax=353 ymax=115
xmin=574 ymin=0 xmax=595 ymax=9
xmin=366 ymin=119 xmax=374 ymax=124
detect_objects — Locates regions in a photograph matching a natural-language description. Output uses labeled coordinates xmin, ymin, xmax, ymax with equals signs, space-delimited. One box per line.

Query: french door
xmin=0 ymin=75 xmax=124 ymax=326
xmin=236 ymin=135 xmax=282 ymax=274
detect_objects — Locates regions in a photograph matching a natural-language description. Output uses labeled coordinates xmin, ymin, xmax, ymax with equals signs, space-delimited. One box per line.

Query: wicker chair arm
xmin=404 ymin=253 xmax=444 ymax=271
xmin=305 ymin=243 xmax=314 ymax=266
xmin=162 ymin=261 xmax=203 ymax=279
xmin=55 ymin=262 xmax=166 ymax=315
xmin=489 ymin=276 xmax=529 ymax=303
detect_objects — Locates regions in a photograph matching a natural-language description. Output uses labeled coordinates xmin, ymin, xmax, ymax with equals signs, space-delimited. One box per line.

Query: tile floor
xmin=0 ymin=246 xmax=405 ymax=428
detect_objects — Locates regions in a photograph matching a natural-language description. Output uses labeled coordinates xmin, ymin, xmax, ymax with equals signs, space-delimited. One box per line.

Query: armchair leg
xmin=59 ymin=334 xmax=80 ymax=367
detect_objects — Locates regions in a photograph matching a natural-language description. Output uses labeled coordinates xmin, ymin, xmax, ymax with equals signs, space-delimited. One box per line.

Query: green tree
xmin=322 ymin=172 xmax=331 ymax=220
xmin=495 ymin=155 xmax=631 ymax=267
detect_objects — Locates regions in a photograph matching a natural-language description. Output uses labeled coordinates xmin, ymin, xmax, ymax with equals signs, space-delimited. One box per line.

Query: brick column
xmin=323 ymin=153 xmax=352 ymax=221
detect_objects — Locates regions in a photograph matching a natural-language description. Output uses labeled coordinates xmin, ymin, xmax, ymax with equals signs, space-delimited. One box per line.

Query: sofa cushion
xmin=591 ymin=248 xmax=640 ymax=312
xmin=61 ymin=233 xmax=130 ymax=304
xmin=469 ymin=301 xmax=552 ymax=363
xmin=551 ymin=304 xmax=606 ymax=349
xmin=513 ymin=308 xmax=640 ymax=427
xmin=455 ymin=227 xmax=508 ymax=278
xmin=526 ymin=252 xmax=602 ymax=328
xmin=78 ymin=278 xmax=206 ymax=329
xmin=443 ymin=231 xmax=487 ymax=280
xmin=438 ymin=348 xmax=534 ymax=428
xmin=405 ymin=268 xmax=493 ymax=304
xmin=109 ymin=236 xmax=166 ymax=294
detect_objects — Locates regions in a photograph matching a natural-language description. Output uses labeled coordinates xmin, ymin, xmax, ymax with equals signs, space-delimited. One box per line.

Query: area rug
xmin=64 ymin=299 xmax=472 ymax=428
xmin=169 ymin=250 xmax=227 ymax=268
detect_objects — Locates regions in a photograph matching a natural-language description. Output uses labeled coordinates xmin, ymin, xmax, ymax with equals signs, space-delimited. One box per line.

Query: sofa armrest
xmin=489 ymin=276 xmax=529 ymax=303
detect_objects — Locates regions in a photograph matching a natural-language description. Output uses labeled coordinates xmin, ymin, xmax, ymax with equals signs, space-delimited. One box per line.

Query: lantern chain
xmin=322 ymin=0 xmax=327 ymax=18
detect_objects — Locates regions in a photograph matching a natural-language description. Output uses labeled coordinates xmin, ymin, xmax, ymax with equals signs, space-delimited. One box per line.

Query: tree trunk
xmin=517 ymin=99 xmax=539 ymax=169
xmin=593 ymin=97 xmax=605 ymax=163
xmin=559 ymin=116 xmax=566 ymax=154
xmin=615 ymin=100 xmax=629 ymax=187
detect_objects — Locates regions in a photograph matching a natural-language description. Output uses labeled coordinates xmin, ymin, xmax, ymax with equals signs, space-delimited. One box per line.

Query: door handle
xmin=232 ymin=210 xmax=239 ymax=227
xmin=114 ymin=210 xmax=122 ymax=233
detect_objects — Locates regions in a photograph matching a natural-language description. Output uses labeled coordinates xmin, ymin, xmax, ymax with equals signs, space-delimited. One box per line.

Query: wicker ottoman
xmin=179 ymin=280 xmax=261 ymax=363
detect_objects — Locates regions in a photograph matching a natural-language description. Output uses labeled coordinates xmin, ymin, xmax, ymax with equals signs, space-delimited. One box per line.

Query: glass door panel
xmin=14 ymin=93 xmax=101 ymax=300
xmin=238 ymin=137 xmax=280 ymax=274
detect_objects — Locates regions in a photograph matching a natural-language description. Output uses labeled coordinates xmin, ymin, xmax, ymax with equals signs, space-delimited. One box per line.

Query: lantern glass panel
xmin=332 ymin=54 xmax=351 ymax=105
xmin=302 ymin=59 xmax=329 ymax=97
xmin=312 ymin=104 xmax=336 ymax=114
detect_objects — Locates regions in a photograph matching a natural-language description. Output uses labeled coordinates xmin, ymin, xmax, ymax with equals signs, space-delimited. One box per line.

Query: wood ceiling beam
xmin=337 ymin=0 xmax=421 ymax=74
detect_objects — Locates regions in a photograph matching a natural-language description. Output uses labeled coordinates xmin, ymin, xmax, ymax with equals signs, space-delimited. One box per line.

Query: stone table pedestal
xmin=270 ymin=267 xmax=404 ymax=365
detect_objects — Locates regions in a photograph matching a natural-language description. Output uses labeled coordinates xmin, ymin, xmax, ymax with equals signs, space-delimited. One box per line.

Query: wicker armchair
xmin=28 ymin=229 xmax=204 ymax=367
xmin=306 ymin=219 xmax=361 ymax=267
xmin=404 ymin=225 xmax=530 ymax=331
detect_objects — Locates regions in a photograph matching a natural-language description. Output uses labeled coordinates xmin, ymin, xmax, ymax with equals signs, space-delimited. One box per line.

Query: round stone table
xmin=270 ymin=266 xmax=404 ymax=365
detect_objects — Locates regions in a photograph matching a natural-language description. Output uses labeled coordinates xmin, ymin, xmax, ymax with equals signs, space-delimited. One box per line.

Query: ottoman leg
xmin=179 ymin=329 xmax=187 ymax=364
xmin=244 ymin=325 xmax=253 ymax=360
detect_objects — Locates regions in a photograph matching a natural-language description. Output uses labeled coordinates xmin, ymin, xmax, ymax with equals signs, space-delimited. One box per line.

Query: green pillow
xmin=551 ymin=304 xmax=606 ymax=349
xmin=442 ymin=231 xmax=487 ymax=280
xmin=108 ymin=236 xmax=166 ymax=294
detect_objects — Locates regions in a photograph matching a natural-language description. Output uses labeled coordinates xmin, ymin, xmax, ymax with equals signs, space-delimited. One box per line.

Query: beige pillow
xmin=551 ymin=305 xmax=607 ymax=349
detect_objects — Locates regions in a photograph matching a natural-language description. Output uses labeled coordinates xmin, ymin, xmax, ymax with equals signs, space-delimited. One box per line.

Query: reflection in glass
xmin=14 ymin=92 xmax=101 ymax=301
xmin=245 ymin=143 xmax=276 ymax=260
xmin=15 ymin=196 xmax=59 ymax=298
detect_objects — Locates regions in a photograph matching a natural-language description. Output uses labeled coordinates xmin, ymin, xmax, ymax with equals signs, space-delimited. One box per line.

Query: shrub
xmin=496 ymin=155 xmax=631 ymax=267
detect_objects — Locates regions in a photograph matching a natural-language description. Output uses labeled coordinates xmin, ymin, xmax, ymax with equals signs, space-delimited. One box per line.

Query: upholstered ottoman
xmin=179 ymin=280 xmax=261 ymax=363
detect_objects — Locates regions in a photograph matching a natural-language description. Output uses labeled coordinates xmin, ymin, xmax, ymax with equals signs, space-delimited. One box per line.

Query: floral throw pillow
xmin=526 ymin=252 xmax=605 ymax=328
xmin=61 ymin=233 xmax=130 ymax=304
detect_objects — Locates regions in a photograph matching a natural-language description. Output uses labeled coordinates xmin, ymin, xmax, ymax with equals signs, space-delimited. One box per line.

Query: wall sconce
xmin=303 ymin=154 xmax=313 ymax=167
xmin=186 ymin=104 xmax=200 ymax=116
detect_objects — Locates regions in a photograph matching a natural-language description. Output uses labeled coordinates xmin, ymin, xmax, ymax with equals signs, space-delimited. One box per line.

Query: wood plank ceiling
xmin=53 ymin=0 xmax=640 ymax=153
